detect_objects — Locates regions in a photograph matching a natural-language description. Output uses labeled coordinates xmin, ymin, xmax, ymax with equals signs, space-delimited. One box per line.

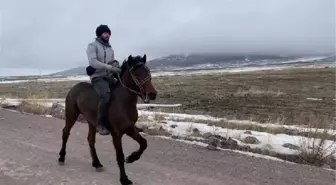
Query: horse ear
xmin=142 ymin=54 xmax=147 ymax=64
xmin=128 ymin=55 xmax=132 ymax=61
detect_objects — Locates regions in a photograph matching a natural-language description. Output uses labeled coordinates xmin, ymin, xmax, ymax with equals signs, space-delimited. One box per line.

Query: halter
xmin=116 ymin=62 xmax=152 ymax=100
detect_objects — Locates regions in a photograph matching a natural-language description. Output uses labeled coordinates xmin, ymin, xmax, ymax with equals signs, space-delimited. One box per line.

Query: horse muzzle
xmin=143 ymin=92 xmax=157 ymax=104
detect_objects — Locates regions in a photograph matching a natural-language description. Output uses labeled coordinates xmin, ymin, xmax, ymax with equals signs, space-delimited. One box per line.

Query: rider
xmin=86 ymin=24 xmax=121 ymax=135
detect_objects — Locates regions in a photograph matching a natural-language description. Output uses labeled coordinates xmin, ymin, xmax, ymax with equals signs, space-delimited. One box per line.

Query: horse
xmin=58 ymin=54 xmax=157 ymax=185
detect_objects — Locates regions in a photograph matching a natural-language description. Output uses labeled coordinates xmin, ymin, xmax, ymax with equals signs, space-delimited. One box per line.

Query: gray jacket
xmin=86 ymin=38 xmax=120 ymax=79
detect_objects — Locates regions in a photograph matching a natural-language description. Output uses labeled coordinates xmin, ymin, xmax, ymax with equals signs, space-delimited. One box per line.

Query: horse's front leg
xmin=125 ymin=126 xmax=147 ymax=163
xmin=112 ymin=132 xmax=133 ymax=185
xmin=88 ymin=123 xmax=104 ymax=171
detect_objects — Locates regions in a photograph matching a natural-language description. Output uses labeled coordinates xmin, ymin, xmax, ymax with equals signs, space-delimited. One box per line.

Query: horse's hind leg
xmin=58 ymin=102 xmax=79 ymax=165
xmin=125 ymin=126 xmax=147 ymax=164
xmin=87 ymin=123 xmax=104 ymax=171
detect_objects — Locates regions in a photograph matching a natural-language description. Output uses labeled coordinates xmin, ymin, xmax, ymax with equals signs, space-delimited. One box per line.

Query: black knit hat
xmin=95 ymin=24 xmax=111 ymax=37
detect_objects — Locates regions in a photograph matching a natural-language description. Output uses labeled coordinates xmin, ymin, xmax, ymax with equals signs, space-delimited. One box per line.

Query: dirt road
xmin=0 ymin=109 xmax=334 ymax=185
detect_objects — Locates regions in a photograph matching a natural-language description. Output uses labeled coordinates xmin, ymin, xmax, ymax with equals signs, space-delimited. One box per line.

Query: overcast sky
xmin=0 ymin=0 xmax=335 ymax=75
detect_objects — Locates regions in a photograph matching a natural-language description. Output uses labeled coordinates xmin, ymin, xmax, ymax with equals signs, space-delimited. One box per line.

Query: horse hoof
xmin=95 ymin=167 xmax=104 ymax=172
xmin=120 ymin=178 xmax=133 ymax=185
xmin=58 ymin=161 xmax=65 ymax=166
xmin=125 ymin=157 xmax=131 ymax=164
xmin=126 ymin=153 xmax=139 ymax=164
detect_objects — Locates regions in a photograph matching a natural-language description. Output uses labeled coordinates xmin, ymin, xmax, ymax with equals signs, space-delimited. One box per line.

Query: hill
xmin=50 ymin=67 xmax=87 ymax=76
xmin=50 ymin=53 xmax=334 ymax=76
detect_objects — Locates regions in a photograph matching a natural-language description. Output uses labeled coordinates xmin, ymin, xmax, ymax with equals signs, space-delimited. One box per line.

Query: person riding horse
xmin=86 ymin=24 xmax=120 ymax=135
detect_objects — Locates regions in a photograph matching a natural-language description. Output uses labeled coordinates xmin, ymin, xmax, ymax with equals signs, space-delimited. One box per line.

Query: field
xmin=0 ymin=67 xmax=335 ymax=169
xmin=1 ymin=67 xmax=335 ymax=125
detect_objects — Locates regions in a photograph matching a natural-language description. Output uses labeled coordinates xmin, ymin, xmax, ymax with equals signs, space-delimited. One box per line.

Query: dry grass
xmin=235 ymin=86 xmax=285 ymax=97
xmin=0 ymin=80 xmax=73 ymax=98
xmin=153 ymin=113 xmax=165 ymax=123
xmin=297 ymin=115 xmax=336 ymax=167
xmin=17 ymin=101 xmax=51 ymax=115
xmin=136 ymin=114 xmax=170 ymax=136
xmin=3 ymin=91 xmax=51 ymax=115
xmin=0 ymin=67 xmax=334 ymax=127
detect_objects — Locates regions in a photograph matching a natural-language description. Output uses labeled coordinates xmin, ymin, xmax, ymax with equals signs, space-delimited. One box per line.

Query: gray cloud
xmin=0 ymin=0 xmax=335 ymax=74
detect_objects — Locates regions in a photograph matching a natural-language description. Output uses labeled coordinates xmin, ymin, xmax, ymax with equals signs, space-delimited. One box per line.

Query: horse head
xmin=119 ymin=54 xmax=157 ymax=103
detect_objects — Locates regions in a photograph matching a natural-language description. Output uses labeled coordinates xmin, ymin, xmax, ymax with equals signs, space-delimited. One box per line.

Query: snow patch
xmin=139 ymin=110 xmax=336 ymax=134
xmin=152 ymin=135 xmax=295 ymax=164
xmin=142 ymin=119 xmax=336 ymax=156
xmin=137 ymin=104 xmax=182 ymax=109
xmin=0 ymin=98 xmax=181 ymax=110
xmin=138 ymin=110 xmax=224 ymax=122
xmin=307 ymin=98 xmax=323 ymax=101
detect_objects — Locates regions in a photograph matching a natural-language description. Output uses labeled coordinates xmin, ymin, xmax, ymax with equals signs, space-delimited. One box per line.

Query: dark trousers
xmin=91 ymin=77 xmax=111 ymax=127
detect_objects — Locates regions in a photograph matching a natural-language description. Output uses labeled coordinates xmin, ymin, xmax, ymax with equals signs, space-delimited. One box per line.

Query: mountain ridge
xmin=50 ymin=53 xmax=334 ymax=76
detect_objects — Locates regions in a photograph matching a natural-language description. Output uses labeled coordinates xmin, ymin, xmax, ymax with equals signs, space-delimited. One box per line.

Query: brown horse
xmin=58 ymin=55 xmax=157 ymax=185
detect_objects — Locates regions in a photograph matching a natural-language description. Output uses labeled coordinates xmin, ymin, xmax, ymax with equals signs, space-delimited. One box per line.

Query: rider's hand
xmin=114 ymin=67 xmax=121 ymax=74
xmin=107 ymin=65 xmax=121 ymax=74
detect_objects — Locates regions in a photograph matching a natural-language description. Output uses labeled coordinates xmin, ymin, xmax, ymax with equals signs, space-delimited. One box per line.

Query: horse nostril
xmin=148 ymin=92 xmax=157 ymax=100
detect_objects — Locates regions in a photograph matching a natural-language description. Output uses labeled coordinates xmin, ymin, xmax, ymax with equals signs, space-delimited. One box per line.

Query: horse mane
xmin=120 ymin=60 xmax=129 ymax=77
xmin=112 ymin=55 xmax=144 ymax=87
xmin=120 ymin=55 xmax=144 ymax=76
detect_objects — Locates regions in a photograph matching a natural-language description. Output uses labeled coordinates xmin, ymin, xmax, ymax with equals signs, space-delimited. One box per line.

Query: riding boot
xmin=97 ymin=99 xmax=110 ymax=135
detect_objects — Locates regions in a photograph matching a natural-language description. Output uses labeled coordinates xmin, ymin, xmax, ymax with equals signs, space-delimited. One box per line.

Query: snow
xmin=0 ymin=98 xmax=181 ymax=110
xmin=152 ymin=135 xmax=289 ymax=163
xmin=306 ymin=97 xmax=336 ymax=101
xmin=139 ymin=110 xmax=336 ymax=135
xmin=137 ymin=110 xmax=336 ymax=157
xmin=0 ymin=98 xmax=65 ymax=108
xmin=137 ymin=104 xmax=182 ymax=109
xmin=138 ymin=110 xmax=224 ymax=122
xmin=307 ymin=98 xmax=323 ymax=101
xmin=165 ymin=121 xmax=295 ymax=154
xmin=0 ymin=76 xmax=90 ymax=84
xmin=141 ymin=120 xmax=336 ymax=156
xmin=280 ymin=56 xmax=329 ymax=64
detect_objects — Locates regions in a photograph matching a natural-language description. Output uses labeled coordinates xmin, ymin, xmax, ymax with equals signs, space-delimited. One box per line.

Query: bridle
xmin=116 ymin=62 xmax=152 ymax=100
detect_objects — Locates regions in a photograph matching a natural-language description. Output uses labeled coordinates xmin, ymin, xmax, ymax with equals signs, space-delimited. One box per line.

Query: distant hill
xmin=50 ymin=53 xmax=334 ymax=76
xmin=146 ymin=53 xmax=294 ymax=70
xmin=50 ymin=67 xmax=87 ymax=76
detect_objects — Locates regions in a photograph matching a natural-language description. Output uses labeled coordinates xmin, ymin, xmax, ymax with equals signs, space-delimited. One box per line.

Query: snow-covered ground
xmin=0 ymin=76 xmax=89 ymax=84
xmin=138 ymin=110 xmax=336 ymax=135
xmin=1 ymin=98 xmax=335 ymax=163
xmin=137 ymin=111 xmax=336 ymax=156
xmin=306 ymin=97 xmax=336 ymax=101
